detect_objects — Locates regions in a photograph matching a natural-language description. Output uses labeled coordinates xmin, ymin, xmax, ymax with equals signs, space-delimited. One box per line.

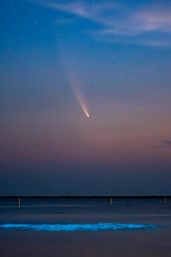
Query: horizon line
xmin=0 ymin=195 xmax=171 ymax=199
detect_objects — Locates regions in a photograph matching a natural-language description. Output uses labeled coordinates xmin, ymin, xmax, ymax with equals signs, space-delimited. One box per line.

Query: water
xmin=0 ymin=198 xmax=171 ymax=257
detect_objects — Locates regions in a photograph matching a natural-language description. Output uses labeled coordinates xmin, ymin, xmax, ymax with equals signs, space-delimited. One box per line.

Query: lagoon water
xmin=0 ymin=198 xmax=171 ymax=257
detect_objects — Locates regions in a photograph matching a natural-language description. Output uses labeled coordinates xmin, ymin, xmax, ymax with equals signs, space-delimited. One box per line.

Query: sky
xmin=0 ymin=0 xmax=171 ymax=195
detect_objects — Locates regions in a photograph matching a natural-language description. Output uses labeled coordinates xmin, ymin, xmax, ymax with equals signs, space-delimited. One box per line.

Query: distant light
xmin=0 ymin=223 xmax=157 ymax=232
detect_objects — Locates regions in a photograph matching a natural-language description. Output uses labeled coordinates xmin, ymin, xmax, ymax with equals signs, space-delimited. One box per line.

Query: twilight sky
xmin=0 ymin=0 xmax=171 ymax=195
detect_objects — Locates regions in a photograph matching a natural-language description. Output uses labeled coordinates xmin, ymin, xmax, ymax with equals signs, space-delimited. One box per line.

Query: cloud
xmin=160 ymin=140 xmax=171 ymax=147
xmin=154 ymin=139 xmax=171 ymax=149
xmin=34 ymin=0 xmax=121 ymax=22
xmin=136 ymin=39 xmax=171 ymax=47
xmin=31 ymin=0 xmax=171 ymax=47
xmin=136 ymin=8 xmax=171 ymax=33
xmin=95 ymin=5 xmax=171 ymax=36
xmin=151 ymin=139 xmax=171 ymax=149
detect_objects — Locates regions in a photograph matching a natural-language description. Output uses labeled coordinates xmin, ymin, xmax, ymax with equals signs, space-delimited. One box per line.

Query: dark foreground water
xmin=0 ymin=198 xmax=171 ymax=257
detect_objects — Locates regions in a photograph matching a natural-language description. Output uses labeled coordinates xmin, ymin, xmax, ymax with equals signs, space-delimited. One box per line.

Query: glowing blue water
xmin=0 ymin=223 xmax=157 ymax=232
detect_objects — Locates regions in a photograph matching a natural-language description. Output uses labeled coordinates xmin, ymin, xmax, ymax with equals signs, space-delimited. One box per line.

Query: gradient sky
xmin=0 ymin=0 xmax=171 ymax=195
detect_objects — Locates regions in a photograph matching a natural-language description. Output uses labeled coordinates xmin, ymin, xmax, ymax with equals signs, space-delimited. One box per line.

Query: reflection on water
xmin=0 ymin=198 xmax=171 ymax=257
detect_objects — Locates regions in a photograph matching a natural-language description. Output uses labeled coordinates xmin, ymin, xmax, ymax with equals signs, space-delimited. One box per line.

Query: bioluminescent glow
xmin=0 ymin=223 xmax=157 ymax=232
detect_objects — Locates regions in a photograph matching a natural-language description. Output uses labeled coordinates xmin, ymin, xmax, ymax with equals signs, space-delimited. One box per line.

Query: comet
xmin=67 ymin=72 xmax=90 ymax=119
xmin=74 ymin=87 xmax=90 ymax=118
